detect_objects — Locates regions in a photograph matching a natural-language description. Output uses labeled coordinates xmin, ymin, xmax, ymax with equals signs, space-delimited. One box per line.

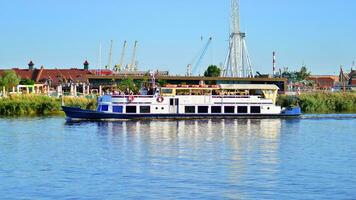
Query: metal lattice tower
xmin=223 ymin=0 xmax=253 ymax=78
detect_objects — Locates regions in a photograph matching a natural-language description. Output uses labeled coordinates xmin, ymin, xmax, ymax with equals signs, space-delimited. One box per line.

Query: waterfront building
xmin=338 ymin=67 xmax=356 ymax=91
xmin=349 ymin=70 xmax=356 ymax=89
xmin=0 ymin=67 xmax=91 ymax=96
xmin=0 ymin=66 xmax=287 ymax=95
xmin=307 ymin=75 xmax=339 ymax=90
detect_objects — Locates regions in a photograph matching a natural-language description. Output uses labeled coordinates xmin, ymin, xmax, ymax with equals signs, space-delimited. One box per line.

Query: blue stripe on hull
xmin=62 ymin=106 xmax=301 ymax=120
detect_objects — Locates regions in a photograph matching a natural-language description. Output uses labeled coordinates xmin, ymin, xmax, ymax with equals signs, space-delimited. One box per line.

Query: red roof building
xmin=307 ymin=75 xmax=339 ymax=90
xmin=349 ymin=70 xmax=356 ymax=86
xmin=0 ymin=67 xmax=94 ymax=87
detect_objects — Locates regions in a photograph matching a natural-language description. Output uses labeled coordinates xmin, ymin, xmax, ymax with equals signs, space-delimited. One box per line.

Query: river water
xmin=0 ymin=115 xmax=356 ymax=199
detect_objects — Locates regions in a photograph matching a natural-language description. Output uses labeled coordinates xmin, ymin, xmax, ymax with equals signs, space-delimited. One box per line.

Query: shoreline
xmin=1 ymin=113 xmax=356 ymax=120
xmin=0 ymin=92 xmax=355 ymax=117
xmin=0 ymin=95 xmax=96 ymax=117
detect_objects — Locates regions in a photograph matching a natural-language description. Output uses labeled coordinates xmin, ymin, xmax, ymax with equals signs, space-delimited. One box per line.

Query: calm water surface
xmin=0 ymin=115 xmax=356 ymax=199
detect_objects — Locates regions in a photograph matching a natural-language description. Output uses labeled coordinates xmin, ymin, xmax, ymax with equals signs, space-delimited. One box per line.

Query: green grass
xmin=0 ymin=95 xmax=97 ymax=116
xmin=277 ymin=92 xmax=356 ymax=113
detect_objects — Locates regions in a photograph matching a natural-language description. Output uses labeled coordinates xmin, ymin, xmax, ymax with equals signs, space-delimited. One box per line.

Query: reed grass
xmin=277 ymin=92 xmax=356 ymax=113
xmin=0 ymin=95 xmax=97 ymax=116
xmin=1 ymin=92 xmax=355 ymax=116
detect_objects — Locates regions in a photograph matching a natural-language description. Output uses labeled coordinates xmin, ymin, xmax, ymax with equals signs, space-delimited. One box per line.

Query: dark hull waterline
xmin=62 ymin=106 xmax=302 ymax=121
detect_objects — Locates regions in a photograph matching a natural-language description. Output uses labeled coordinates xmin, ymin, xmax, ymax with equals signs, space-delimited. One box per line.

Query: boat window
xmin=198 ymin=106 xmax=208 ymax=113
xmin=126 ymin=106 xmax=137 ymax=113
xmin=251 ymin=89 xmax=263 ymax=95
xmin=113 ymin=106 xmax=123 ymax=113
xmin=212 ymin=90 xmax=219 ymax=95
xmin=185 ymin=106 xmax=195 ymax=114
xmin=224 ymin=106 xmax=235 ymax=114
xmin=140 ymin=106 xmax=150 ymax=113
xmin=211 ymin=106 xmax=222 ymax=113
xmin=237 ymin=106 xmax=248 ymax=114
xmin=101 ymin=105 xmax=109 ymax=112
xmin=250 ymin=106 xmax=261 ymax=114
xmin=170 ymin=99 xmax=174 ymax=106
xmin=176 ymin=89 xmax=190 ymax=95
xmin=161 ymin=89 xmax=173 ymax=94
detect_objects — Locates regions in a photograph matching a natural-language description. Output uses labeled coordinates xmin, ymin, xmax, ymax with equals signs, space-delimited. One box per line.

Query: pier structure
xmin=87 ymin=75 xmax=287 ymax=94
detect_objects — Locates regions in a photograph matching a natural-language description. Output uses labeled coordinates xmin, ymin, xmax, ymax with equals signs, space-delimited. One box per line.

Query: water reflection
xmin=67 ymin=119 xmax=285 ymax=160
xmin=106 ymin=121 xmax=277 ymax=177
xmin=65 ymin=118 xmax=299 ymax=198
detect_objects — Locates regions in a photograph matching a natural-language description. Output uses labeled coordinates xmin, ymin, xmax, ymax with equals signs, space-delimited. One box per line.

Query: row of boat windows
xmin=185 ymin=106 xmax=261 ymax=114
xmin=99 ymin=105 xmax=262 ymax=114
xmin=99 ymin=105 xmax=151 ymax=114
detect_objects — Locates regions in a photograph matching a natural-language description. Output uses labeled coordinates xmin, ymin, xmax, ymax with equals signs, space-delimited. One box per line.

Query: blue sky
xmin=0 ymin=0 xmax=355 ymax=75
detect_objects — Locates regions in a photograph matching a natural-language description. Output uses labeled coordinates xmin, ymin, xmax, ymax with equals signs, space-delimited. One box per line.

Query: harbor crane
xmin=127 ymin=41 xmax=138 ymax=71
xmin=106 ymin=40 xmax=113 ymax=69
xmin=187 ymin=37 xmax=212 ymax=76
xmin=114 ymin=41 xmax=127 ymax=72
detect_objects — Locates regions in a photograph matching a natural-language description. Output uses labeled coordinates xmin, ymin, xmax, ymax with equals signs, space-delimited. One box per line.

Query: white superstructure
xmin=96 ymin=84 xmax=282 ymax=116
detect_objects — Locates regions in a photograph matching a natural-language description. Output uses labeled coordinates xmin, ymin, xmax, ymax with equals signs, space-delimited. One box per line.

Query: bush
xmin=0 ymin=95 xmax=97 ymax=116
xmin=277 ymin=92 xmax=356 ymax=113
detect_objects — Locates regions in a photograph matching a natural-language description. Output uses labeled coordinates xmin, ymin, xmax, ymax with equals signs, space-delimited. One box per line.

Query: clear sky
xmin=0 ymin=0 xmax=355 ymax=75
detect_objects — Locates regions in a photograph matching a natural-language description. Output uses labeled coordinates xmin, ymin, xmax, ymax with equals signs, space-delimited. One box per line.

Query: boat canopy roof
xmin=219 ymin=84 xmax=279 ymax=90
xmin=162 ymin=84 xmax=279 ymax=91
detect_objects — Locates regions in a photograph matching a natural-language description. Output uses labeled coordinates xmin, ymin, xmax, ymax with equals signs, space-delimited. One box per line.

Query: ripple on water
xmin=0 ymin=115 xmax=356 ymax=199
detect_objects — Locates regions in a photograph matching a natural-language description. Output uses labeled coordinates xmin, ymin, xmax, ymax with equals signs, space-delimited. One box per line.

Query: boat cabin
xmin=160 ymin=84 xmax=279 ymax=103
xmin=96 ymin=84 xmax=281 ymax=116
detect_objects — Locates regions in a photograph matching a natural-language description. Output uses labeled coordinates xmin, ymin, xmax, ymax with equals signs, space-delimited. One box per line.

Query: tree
xmin=204 ymin=65 xmax=221 ymax=77
xmin=281 ymin=66 xmax=311 ymax=83
xmin=0 ymin=70 xmax=20 ymax=91
xmin=296 ymin=66 xmax=311 ymax=81
xmin=19 ymin=79 xmax=35 ymax=85
xmin=156 ymin=79 xmax=167 ymax=87
xmin=118 ymin=77 xmax=137 ymax=93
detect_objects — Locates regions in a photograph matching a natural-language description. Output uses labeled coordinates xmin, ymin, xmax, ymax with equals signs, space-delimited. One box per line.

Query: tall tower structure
xmin=223 ymin=0 xmax=253 ymax=78
xmin=272 ymin=51 xmax=276 ymax=77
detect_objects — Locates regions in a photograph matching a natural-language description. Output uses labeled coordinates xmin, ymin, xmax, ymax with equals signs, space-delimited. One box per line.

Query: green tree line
xmin=0 ymin=70 xmax=21 ymax=91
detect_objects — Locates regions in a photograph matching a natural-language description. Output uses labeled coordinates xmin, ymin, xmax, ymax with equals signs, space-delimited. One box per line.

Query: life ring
xmin=128 ymin=95 xmax=135 ymax=102
xmin=156 ymin=96 xmax=164 ymax=103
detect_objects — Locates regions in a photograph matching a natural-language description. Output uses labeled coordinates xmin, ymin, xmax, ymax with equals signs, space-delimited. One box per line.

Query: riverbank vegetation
xmin=0 ymin=95 xmax=96 ymax=116
xmin=0 ymin=92 xmax=355 ymax=116
xmin=277 ymin=92 xmax=356 ymax=113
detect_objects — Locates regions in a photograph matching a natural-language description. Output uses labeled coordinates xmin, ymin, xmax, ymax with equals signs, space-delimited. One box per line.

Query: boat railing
xmin=109 ymin=94 xmax=261 ymax=99
xmin=111 ymin=95 xmax=155 ymax=98
xmin=212 ymin=95 xmax=261 ymax=98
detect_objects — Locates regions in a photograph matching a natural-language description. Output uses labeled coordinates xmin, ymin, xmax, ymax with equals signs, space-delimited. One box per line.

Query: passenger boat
xmin=62 ymin=84 xmax=302 ymax=120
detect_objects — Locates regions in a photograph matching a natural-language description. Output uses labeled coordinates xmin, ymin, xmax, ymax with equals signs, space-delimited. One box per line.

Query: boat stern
xmin=282 ymin=106 xmax=302 ymax=116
